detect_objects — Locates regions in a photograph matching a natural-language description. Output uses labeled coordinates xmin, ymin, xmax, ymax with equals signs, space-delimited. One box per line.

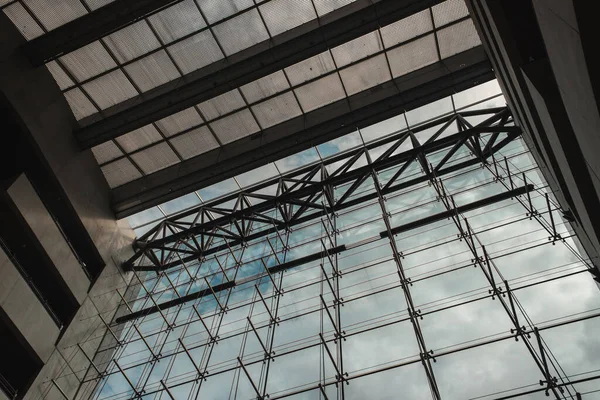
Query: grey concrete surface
xmin=466 ymin=0 xmax=600 ymax=271
xmin=8 ymin=175 xmax=89 ymax=305
xmin=0 ymin=246 xmax=59 ymax=363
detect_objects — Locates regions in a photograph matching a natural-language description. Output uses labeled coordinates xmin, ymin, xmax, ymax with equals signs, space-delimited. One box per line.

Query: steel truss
xmin=125 ymin=106 xmax=518 ymax=272
xmin=80 ymin=106 xmax=600 ymax=400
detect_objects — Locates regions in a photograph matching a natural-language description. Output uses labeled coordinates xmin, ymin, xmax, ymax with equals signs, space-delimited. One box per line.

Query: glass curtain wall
xmin=71 ymin=88 xmax=600 ymax=400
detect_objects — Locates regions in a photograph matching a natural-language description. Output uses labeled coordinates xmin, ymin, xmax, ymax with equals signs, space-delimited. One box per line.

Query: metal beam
xmin=124 ymin=107 xmax=518 ymax=271
xmin=112 ymin=47 xmax=493 ymax=218
xmin=115 ymin=185 xmax=527 ymax=323
xmin=22 ymin=0 xmax=181 ymax=67
xmin=74 ymin=0 xmax=445 ymax=149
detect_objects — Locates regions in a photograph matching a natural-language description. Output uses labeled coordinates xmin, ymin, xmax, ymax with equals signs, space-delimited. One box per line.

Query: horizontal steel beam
xmin=75 ymin=0 xmax=444 ymax=149
xmin=116 ymin=184 xmax=528 ymax=323
xmin=22 ymin=0 xmax=181 ymax=66
xmin=126 ymin=120 xmax=520 ymax=271
xmin=113 ymin=48 xmax=493 ymax=218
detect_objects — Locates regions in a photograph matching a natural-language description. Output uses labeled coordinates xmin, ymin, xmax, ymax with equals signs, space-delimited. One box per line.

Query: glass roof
xmin=127 ymin=79 xmax=504 ymax=236
xmin=2 ymin=0 xmax=481 ymax=191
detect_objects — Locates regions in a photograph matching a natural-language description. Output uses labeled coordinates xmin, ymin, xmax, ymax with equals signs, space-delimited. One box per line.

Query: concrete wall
xmin=7 ymin=175 xmax=89 ymax=305
xmin=531 ymin=0 xmax=600 ymax=202
xmin=0 ymin=13 xmax=135 ymax=400
xmin=466 ymin=0 xmax=600 ymax=272
xmin=0 ymin=246 xmax=59 ymax=363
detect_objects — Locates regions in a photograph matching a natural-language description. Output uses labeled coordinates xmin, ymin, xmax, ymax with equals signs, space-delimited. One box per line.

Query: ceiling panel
xmin=170 ymin=126 xmax=220 ymax=159
xmin=251 ymin=91 xmax=303 ymax=128
xmin=331 ymin=30 xmax=384 ymax=68
xmin=285 ymin=51 xmax=337 ymax=86
xmin=198 ymin=89 xmax=246 ymax=121
xmin=3 ymin=2 xmax=44 ymax=40
xmin=380 ymin=9 xmax=433 ymax=48
xmin=313 ymin=0 xmax=356 ymax=17
xmin=339 ymin=54 xmax=391 ymax=96
xmin=240 ymin=70 xmax=290 ymax=104
xmin=431 ymin=0 xmax=469 ymax=27
xmin=104 ymin=20 xmax=162 ymax=63
xmin=437 ymin=19 xmax=481 ymax=59
xmin=130 ymin=142 xmax=180 ymax=174
xmin=168 ymin=30 xmax=224 ymax=74
xmin=294 ymin=74 xmax=346 ymax=112
xmin=59 ymin=40 xmax=117 ymax=82
xmin=101 ymin=158 xmax=142 ymax=188
xmin=259 ymin=0 xmax=316 ymax=36
xmin=116 ymin=125 xmax=163 ymax=153
xmin=386 ymin=33 xmax=439 ymax=78
xmin=209 ymin=109 xmax=260 ymax=144
xmin=148 ymin=0 xmax=207 ymax=43
xmin=155 ymin=108 xmax=204 ymax=137
xmin=196 ymin=0 xmax=254 ymax=25
xmin=22 ymin=0 xmax=87 ymax=31
xmin=212 ymin=8 xmax=269 ymax=56
xmin=91 ymin=140 xmax=123 ymax=165
xmin=46 ymin=61 xmax=74 ymax=90
xmin=64 ymin=88 xmax=98 ymax=120
xmin=124 ymin=50 xmax=181 ymax=92
xmin=82 ymin=69 xmax=138 ymax=109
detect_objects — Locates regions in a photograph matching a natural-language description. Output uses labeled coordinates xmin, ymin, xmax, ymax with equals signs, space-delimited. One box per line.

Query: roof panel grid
xmin=82 ymin=69 xmax=138 ymax=109
xmin=240 ymin=70 xmax=291 ymax=104
xmin=167 ymin=29 xmax=224 ymax=74
xmin=437 ymin=19 xmax=481 ymax=59
xmin=251 ymin=91 xmax=303 ymax=128
xmin=259 ymin=0 xmax=316 ymax=36
xmin=123 ymin=50 xmax=181 ymax=92
xmin=101 ymin=157 xmax=142 ymax=188
xmin=130 ymin=142 xmax=180 ymax=174
xmin=103 ymin=20 xmax=162 ymax=63
xmin=380 ymin=9 xmax=433 ymax=49
xmin=22 ymin=0 xmax=87 ymax=31
xmin=91 ymin=140 xmax=123 ymax=165
xmin=147 ymin=0 xmax=207 ymax=43
xmin=198 ymin=89 xmax=247 ymax=121
xmin=431 ymin=0 xmax=469 ymax=27
xmin=169 ymin=126 xmax=220 ymax=159
xmin=3 ymin=2 xmax=44 ymax=40
xmin=59 ymin=40 xmax=117 ymax=82
xmin=155 ymin=107 xmax=205 ymax=137
xmin=196 ymin=0 xmax=254 ymax=25
xmin=339 ymin=53 xmax=392 ymax=96
xmin=46 ymin=60 xmax=74 ymax=90
xmin=211 ymin=8 xmax=270 ymax=56
xmin=115 ymin=125 xmax=163 ymax=153
xmin=331 ymin=30 xmax=384 ymax=68
xmin=64 ymin=88 xmax=98 ymax=120
xmin=293 ymin=73 xmax=346 ymax=112
xmin=284 ymin=51 xmax=337 ymax=86
xmin=386 ymin=33 xmax=439 ymax=78
xmin=209 ymin=109 xmax=260 ymax=144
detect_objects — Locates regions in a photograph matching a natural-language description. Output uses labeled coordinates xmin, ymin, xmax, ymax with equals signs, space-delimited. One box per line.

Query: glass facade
xmin=75 ymin=90 xmax=600 ymax=400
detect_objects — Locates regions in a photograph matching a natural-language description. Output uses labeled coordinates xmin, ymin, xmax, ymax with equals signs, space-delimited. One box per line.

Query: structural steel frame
xmin=124 ymin=106 xmax=517 ymax=272
xmin=77 ymin=106 xmax=600 ymax=400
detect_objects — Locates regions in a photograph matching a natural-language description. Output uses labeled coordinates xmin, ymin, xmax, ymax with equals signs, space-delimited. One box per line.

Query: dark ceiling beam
xmin=112 ymin=46 xmax=493 ymax=218
xmin=75 ymin=0 xmax=445 ymax=149
xmin=22 ymin=0 xmax=181 ymax=67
